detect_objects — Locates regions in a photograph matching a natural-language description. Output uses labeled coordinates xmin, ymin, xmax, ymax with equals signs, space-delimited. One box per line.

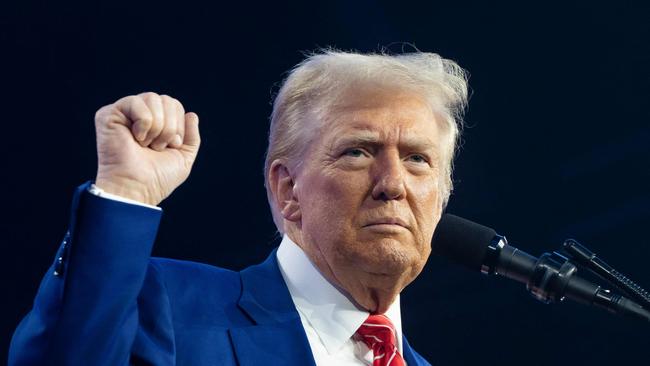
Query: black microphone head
xmin=431 ymin=214 xmax=498 ymax=272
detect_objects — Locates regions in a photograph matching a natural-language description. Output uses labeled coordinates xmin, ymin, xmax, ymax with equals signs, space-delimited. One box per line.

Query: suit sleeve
xmin=9 ymin=181 xmax=165 ymax=366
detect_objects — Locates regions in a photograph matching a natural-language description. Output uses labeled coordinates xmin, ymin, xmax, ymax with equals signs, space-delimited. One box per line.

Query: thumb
xmin=183 ymin=112 xmax=201 ymax=148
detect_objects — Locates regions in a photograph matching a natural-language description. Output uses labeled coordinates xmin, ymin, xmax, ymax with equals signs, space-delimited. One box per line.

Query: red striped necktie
xmin=356 ymin=314 xmax=406 ymax=366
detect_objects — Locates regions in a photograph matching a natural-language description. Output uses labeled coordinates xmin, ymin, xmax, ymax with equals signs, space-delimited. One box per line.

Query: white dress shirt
xmin=277 ymin=235 xmax=405 ymax=366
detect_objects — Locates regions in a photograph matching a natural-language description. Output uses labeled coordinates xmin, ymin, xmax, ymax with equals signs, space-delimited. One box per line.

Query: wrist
xmin=94 ymin=176 xmax=157 ymax=206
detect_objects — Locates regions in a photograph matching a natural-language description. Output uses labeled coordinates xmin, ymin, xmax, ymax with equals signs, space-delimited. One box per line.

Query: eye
xmin=343 ymin=148 xmax=367 ymax=158
xmin=407 ymin=154 xmax=428 ymax=164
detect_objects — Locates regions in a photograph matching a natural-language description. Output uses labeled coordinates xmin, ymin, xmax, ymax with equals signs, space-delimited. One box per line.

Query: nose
xmin=371 ymin=152 xmax=406 ymax=201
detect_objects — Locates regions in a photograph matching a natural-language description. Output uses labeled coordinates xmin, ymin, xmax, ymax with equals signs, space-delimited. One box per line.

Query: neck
xmin=284 ymin=228 xmax=404 ymax=314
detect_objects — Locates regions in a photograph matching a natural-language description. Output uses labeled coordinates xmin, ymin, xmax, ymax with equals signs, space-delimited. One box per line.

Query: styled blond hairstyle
xmin=264 ymin=49 xmax=469 ymax=232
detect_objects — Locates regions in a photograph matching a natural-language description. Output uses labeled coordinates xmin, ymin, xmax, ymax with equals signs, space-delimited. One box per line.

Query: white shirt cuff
xmin=88 ymin=184 xmax=161 ymax=211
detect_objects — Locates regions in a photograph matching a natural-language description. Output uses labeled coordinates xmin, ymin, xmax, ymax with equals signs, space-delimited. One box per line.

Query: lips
xmin=363 ymin=217 xmax=409 ymax=228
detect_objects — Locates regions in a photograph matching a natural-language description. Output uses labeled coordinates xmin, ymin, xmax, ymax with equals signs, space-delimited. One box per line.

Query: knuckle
xmin=123 ymin=94 xmax=137 ymax=102
xmin=145 ymin=126 xmax=162 ymax=143
xmin=163 ymin=95 xmax=182 ymax=113
xmin=141 ymin=93 xmax=163 ymax=110
xmin=159 ymin=123 xmax=176 ymax=138
xmin=161 ymin=94 xmax=184 ymax=110
xmin=149 ymin=110 xmax=164 ymax=124
xmin=163 ymin=95 xmax=179 ymax=107
xmin=134 ymin=110 xmax=154 ymax=125
xmin=139 ymin=91 xmax=159 ymax=100
xmin=94 ymin=105 xmax=110 ymax=121
xmin=95 ymin=104 xmax=121 ymax=125
xmin=173 ymin=97 xmax=184 ymax=110
xmin=136 ymin=117 xmax=152 ymax=128
xmin=150 ymin=119 xmax=163 ymax=132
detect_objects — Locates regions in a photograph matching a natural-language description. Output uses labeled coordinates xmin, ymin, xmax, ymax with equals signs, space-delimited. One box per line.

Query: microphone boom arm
xmin=481 ymin=235 xmax=650 ymax=322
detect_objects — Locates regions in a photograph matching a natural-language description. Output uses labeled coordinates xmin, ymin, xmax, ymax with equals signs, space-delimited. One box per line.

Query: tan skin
xmin=269 ymin=88 xmax=445 ymax=314
xmin=94 ymin=92 xmax=200 ymax=206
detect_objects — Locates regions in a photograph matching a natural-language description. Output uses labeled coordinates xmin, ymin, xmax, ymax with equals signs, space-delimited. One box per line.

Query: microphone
xmin=431 ymin=214 xmax=650 ymax=322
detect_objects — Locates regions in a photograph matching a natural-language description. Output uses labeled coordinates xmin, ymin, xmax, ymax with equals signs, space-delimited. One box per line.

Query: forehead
xmin=321 ymin=88 xmax=441 ymax=146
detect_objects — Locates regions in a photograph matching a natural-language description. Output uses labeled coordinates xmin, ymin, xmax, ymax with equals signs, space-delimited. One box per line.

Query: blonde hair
xmin=264 ymin=49 xmax=469 ymax=232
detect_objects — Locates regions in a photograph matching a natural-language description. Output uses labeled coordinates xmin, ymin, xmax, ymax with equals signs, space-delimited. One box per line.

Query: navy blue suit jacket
xmin=9 ymin=182 xmax=431 ymax=365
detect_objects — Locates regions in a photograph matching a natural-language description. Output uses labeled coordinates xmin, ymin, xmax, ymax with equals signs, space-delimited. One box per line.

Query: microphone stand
xmin=484 ymin=236 xmax=650 ymax=322
xmin=561 ymin=239 xmax=650 ymax=312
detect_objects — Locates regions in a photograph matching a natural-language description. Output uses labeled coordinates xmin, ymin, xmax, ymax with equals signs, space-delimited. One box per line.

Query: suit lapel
xmin=229 ymin=322 xmax=315 ymax=366
xmin=231 ymin=249 xmax=430 ymax=366
xmin=230 ymin=249 xmax=316 ymax=366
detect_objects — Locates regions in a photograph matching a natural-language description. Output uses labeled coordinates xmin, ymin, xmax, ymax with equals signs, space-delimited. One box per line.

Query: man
xmin=9 ymin=49 xmax=468 ymax=365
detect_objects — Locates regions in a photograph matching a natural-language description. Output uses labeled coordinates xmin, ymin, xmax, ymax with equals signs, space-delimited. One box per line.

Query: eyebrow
xmin=333 ymin=129 xmax=439 ymax=152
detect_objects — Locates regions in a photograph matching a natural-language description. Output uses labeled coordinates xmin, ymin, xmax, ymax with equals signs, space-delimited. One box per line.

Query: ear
xmin=268 ymin=159 xmax=301 ymax=222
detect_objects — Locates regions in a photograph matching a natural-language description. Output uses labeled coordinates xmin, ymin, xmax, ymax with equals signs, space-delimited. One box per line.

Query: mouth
xmin=363 ymin=217 xmax=409 ymax=228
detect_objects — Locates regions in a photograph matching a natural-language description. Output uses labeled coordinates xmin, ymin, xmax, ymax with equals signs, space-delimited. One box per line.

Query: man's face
xmin=290 ymin=87 xmax=445 ymax=310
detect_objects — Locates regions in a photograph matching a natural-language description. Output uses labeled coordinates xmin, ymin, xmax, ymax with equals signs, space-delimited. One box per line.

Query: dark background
xmin=2 ymin=0 xmax=649 ymax=364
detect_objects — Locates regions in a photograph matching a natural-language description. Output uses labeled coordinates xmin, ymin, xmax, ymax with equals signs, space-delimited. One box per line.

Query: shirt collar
xmin=276 ymin=234 xmax=403 ymax=355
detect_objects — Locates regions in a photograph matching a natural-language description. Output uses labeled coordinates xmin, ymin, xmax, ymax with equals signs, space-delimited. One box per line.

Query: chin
xmin=354 ymin=237 xmax=422 ymax=276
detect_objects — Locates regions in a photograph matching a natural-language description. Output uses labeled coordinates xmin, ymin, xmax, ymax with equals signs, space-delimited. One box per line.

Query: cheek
xmin=409 ymin=177 xmax=443 ymax=238
xmin=297 ymin=171 xmax=369 ymax=264
xmin=298 ymin=171 xmax=363 ymax=230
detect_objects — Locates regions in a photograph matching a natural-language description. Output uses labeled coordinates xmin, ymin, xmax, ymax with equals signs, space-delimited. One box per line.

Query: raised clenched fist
xmin=94 ymin=92 xmax=201 ymax=206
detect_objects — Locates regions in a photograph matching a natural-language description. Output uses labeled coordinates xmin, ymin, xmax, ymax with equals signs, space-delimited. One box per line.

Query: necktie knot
xmin=356 ymin=314 xmax=405 ymax=366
